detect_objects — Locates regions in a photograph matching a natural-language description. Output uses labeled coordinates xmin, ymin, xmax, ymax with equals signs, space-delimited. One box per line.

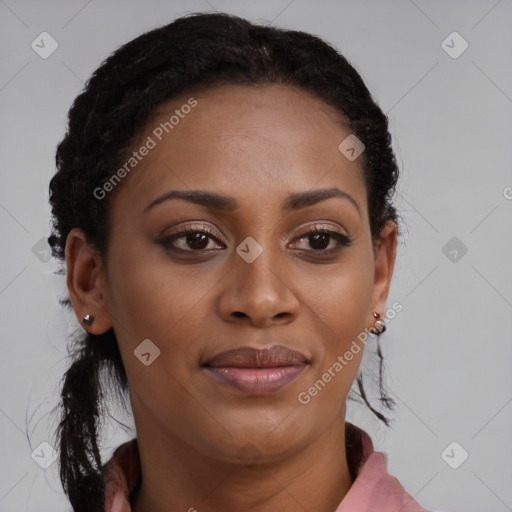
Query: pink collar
xmin=103 ymin=423 xmax=428 ymax=512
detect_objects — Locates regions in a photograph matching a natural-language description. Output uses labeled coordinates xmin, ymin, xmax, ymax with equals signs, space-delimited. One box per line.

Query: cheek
xmin=299 ymin=247 xmax=374 ymax=404
xmin=296 ymin=268 xmax=372 ymax=415
xmin=106 ymin=242 xmax=218 ymax=342
xmin=304 ymin=251 xmax=375 ymax=340
xmin=105 ymin=248 xmax=213 ymax=406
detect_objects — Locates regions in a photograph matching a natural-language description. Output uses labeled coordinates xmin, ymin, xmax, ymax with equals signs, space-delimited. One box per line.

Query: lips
xmin=203 ymin=345 xmax=310 ymax=395
xmin=204 ymin=345 xmax=309 ymax=368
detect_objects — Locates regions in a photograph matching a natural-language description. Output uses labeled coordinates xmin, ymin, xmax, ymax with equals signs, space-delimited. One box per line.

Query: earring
xmin=82 ymin=314 xmax=95 ymax=326
xmin=370 ymin=311 xmax=386 ymax=335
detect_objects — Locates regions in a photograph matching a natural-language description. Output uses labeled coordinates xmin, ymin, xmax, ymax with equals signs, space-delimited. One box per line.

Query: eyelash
xmin=159 ymin=224 xmax=353 ymax=256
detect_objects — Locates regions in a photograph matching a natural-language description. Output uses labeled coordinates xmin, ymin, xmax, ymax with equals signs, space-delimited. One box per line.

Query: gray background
xmin=1 ymin=0 xmax=511 ymax=511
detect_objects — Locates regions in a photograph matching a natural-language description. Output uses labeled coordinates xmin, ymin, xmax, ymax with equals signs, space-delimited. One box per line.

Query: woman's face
xmin=78 ymin=84 xmax=396 ymax=463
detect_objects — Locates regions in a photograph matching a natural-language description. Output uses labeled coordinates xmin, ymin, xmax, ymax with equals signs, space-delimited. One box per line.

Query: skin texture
xmin=65 ymin=84 xmax=397 ymax=512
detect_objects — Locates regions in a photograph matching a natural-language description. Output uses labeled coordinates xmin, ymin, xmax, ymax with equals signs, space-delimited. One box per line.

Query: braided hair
xmin=49 ymin=12 xmax=399 ymax=511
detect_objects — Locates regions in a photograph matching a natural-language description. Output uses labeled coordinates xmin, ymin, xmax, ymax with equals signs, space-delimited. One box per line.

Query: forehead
xmin=111 ymin=83 xmax=367 ymax=216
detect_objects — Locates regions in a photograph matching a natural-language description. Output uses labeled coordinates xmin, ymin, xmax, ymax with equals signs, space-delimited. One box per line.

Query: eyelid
xmin=159 ymin=222 xmax=223 ymax=241
xmin=293 ymin=222 xmax=347 ymax=238
xmin=161 ymin=221 xmax=348 ymax=244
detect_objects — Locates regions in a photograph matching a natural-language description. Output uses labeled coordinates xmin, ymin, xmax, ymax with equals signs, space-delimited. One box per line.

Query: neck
xmin=131 ymin=413 xmax=353 ymax=512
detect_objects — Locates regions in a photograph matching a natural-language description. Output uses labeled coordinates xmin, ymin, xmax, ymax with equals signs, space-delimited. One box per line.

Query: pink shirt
xmin=103 ymin=422 xmax=429 ymax=511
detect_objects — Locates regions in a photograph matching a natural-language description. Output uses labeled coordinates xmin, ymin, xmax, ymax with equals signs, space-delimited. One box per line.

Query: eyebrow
xmin=143 ymin=187 xmax=361 ymax=217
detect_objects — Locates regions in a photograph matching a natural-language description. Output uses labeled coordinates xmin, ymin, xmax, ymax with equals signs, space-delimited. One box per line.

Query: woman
xmin=49 ymin=12 xmax=429 ymax=512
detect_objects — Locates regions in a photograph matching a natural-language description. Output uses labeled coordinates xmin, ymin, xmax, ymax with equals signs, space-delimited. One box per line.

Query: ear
xmin=65 ymin=228 xmax=112 ymax=334
xmin=370 ymin=220 xmax=398 ymax=317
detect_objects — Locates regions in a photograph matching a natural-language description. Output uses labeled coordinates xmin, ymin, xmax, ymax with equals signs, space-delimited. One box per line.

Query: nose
xmin=216 ymin=245 xmax=301 ymax=328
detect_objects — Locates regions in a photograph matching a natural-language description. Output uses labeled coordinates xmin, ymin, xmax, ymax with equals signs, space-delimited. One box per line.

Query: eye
xmin=158 ymin=223 xmax=353 ymax=255
xmin=290 ymin=224 xmax=353 ymax=253
xmin=159 ymin=225 xmax=225 ymax=252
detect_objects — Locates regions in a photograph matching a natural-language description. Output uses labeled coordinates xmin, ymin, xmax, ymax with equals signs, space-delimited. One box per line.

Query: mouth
xmin=202 ymin=345 xmax=310 ymax=395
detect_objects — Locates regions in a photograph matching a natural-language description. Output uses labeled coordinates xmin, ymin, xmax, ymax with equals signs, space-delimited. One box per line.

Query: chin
xmin=197 ymin=409 xmax=313 ymax=465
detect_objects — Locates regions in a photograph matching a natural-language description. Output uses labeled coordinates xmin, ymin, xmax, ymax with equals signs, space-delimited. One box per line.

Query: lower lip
xmin=205 ymin=365 xmax=306 ymax=395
